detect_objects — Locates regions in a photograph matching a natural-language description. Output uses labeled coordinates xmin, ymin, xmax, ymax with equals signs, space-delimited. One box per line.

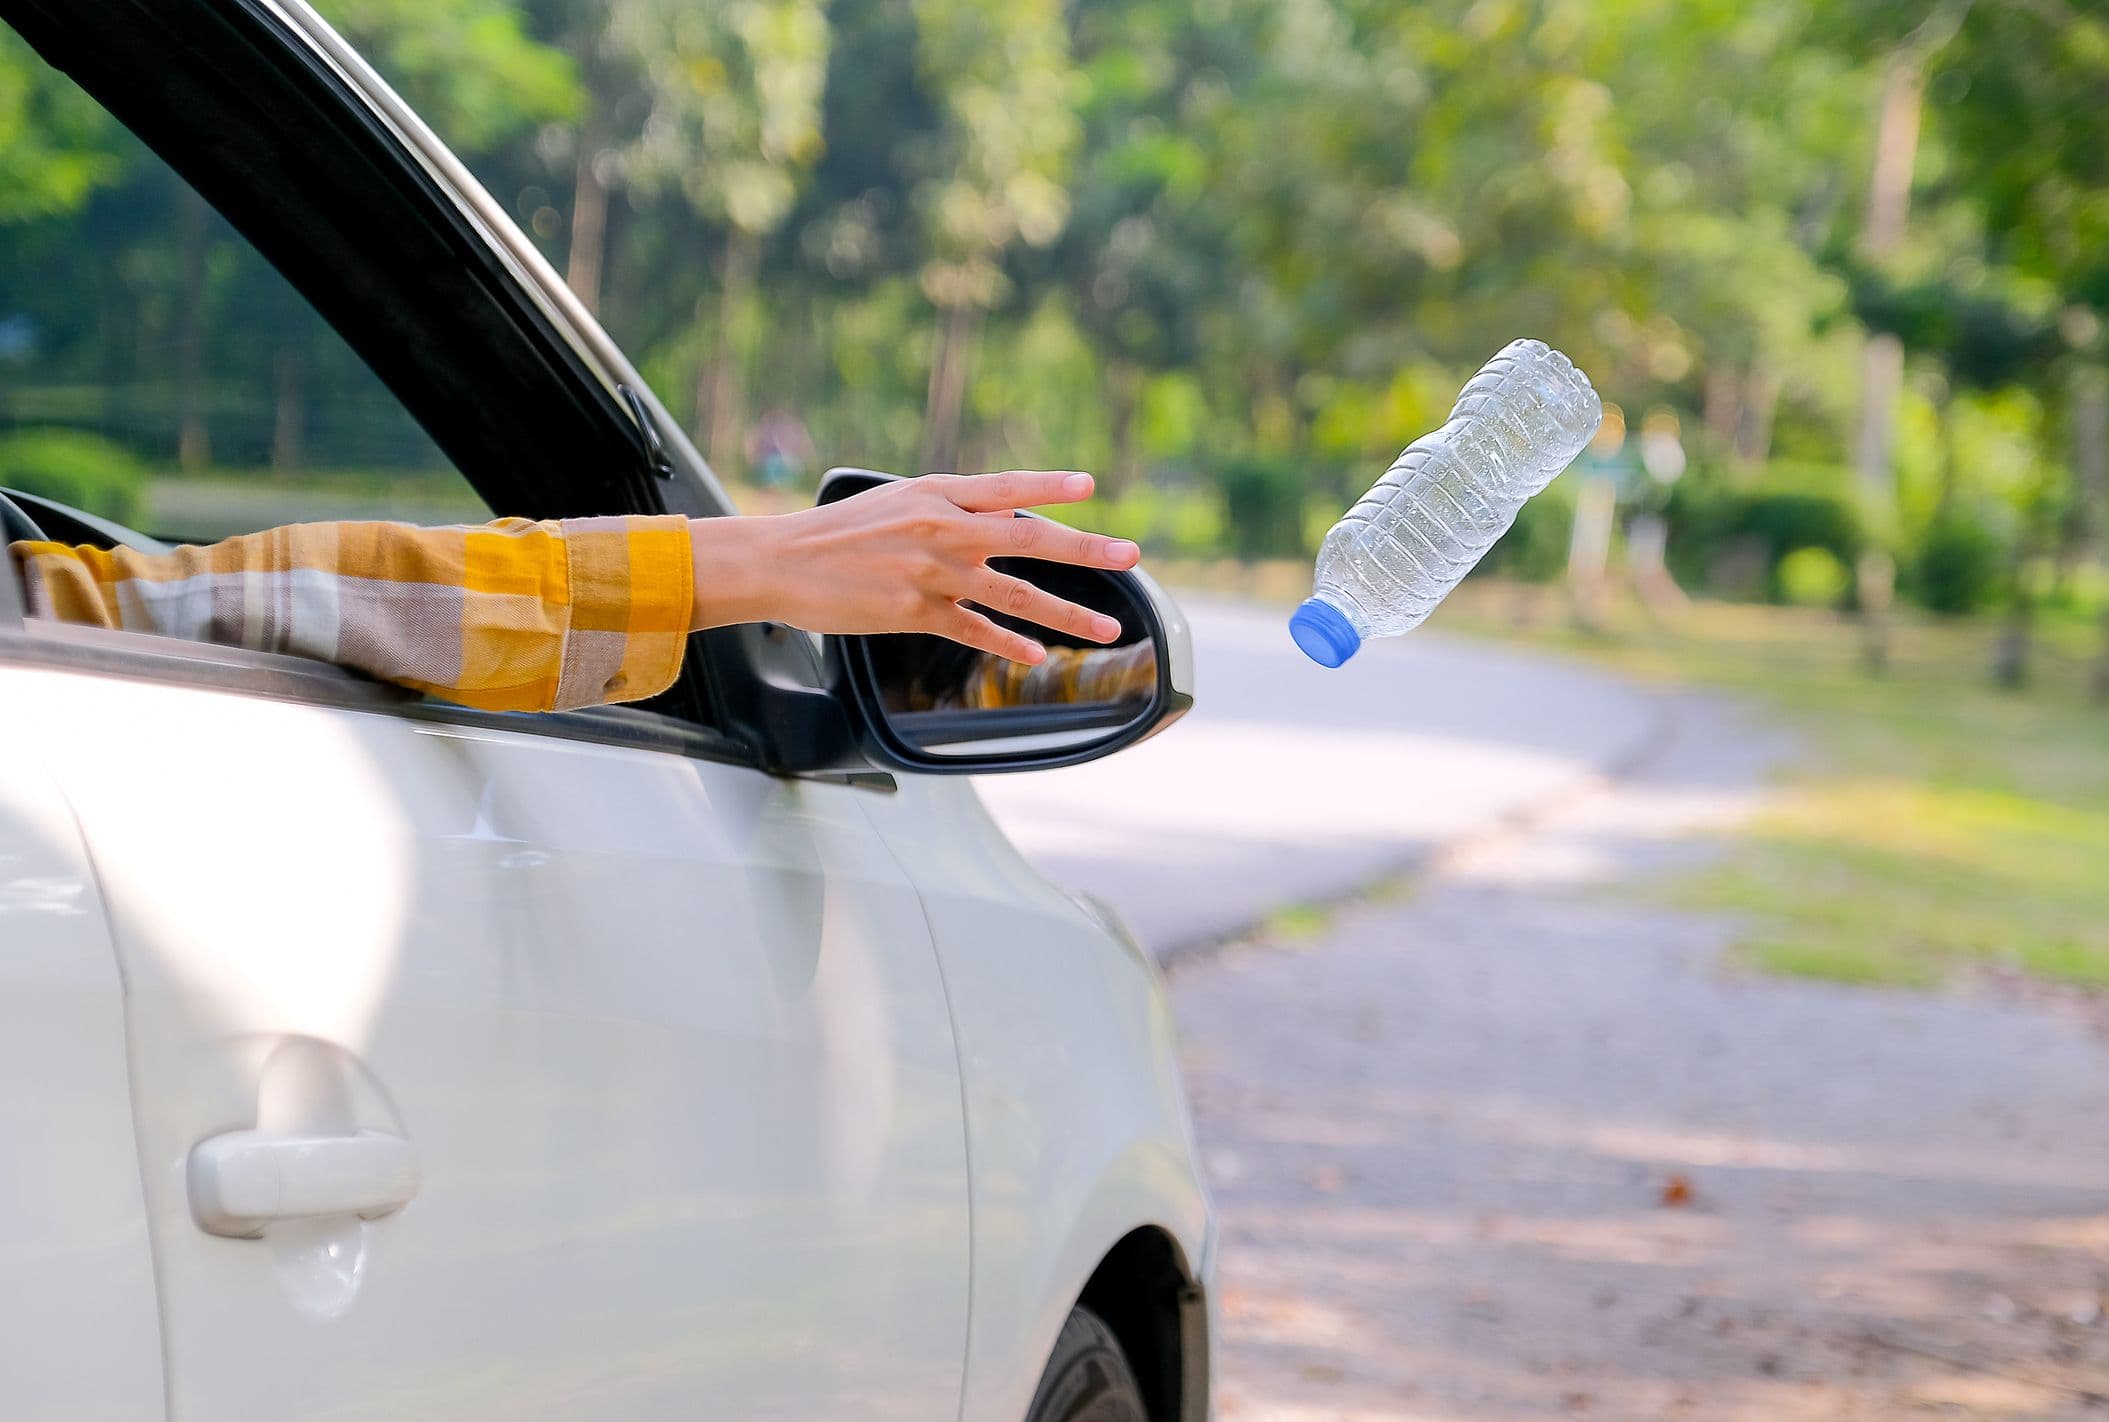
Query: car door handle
xmin=189 ymin=1129 xmax=420 ymax=1239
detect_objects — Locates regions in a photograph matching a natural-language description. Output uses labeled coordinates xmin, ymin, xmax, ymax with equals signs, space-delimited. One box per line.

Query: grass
xmin=1263 ymin=901 xmax=1339 ymax=944
xmin=1430 ymin=583 xmax=2109 ymax=992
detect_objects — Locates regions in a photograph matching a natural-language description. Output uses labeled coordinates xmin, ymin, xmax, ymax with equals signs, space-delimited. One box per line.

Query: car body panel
xmin=0 ymin=702 xmax=166 ymax=1418
xmin=856 ymin=775 xmax=1213 ymax=1422
xmin=11 ymin=660 xmax=970 ymax=1419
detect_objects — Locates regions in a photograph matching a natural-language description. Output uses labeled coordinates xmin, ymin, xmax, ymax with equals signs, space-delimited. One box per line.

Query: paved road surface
xmin=1153 ymin=663 xmax=2109 ymax=1419
xmin=976 ymin=598 xmax=1662 ymax=954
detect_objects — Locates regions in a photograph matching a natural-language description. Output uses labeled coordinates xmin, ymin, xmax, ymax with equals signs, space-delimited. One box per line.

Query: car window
xmin=0 ymin=22 xmax=488 ymax=546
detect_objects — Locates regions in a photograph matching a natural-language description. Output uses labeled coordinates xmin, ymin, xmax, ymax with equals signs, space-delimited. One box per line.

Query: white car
xmin=0 ymin=1 xmax=1212 ymax=1418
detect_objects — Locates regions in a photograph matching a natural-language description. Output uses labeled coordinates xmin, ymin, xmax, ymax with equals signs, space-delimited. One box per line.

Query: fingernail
xmin=1062 ymin=472 xmax=1093 ymax=498
xmin=1094 ymin=615 xmax=1122 ymax=640
xmin=1025 ymin=641 xmax=1047 ymax=663
xmin=1107 ymin=539 xmax=1140 ymax=564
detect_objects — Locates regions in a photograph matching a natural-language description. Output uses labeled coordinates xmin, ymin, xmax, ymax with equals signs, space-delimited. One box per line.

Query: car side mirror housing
xmin=815 ymin=467 xmax=1194 ymax=775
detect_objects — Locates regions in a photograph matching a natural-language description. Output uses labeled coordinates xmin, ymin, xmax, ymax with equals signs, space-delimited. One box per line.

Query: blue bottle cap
xmin=1289 ymin=597 xmax=1362 ymax=667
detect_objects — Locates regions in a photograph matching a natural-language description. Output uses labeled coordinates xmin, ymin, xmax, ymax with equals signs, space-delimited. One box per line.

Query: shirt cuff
xmin=553 ymin=513 xmax=694 ymax=710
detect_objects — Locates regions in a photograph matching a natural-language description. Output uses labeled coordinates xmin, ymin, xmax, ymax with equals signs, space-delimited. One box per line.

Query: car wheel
xmin=1023 ymin=1306 xmax=1150 ymax=1422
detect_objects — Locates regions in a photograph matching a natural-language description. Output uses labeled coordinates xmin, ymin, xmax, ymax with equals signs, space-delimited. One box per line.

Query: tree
xmin=909 ymin=0 xmax=1079 ymax=473
xmin=0 ymin=27 xmax=126 ymax=222
xmin=314 ymin=0 xmax=581 ymax=151
xmin=612 ymin=0 xmax=831 ymax=473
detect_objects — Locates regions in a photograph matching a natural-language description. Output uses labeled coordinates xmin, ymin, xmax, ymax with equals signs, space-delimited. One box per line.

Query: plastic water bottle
xmin=1289 ymin=339 xmax=1602 ymax=667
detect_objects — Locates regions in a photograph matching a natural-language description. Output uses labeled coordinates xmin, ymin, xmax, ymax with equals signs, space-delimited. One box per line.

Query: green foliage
xmin=1910 ymin=509 xmax=2011 ymax=617
xmin=1215 ymin=456 xmax=1309 ymax=561
xmin=0 ymin=427 xmax=147 ymax=525
xmin=911 ymin=0 xmax=1080 ymax=308
xmin=1478 ymin=484 xmax=1575 ymax=585
xmin=1777 ymin=546 xmax=1852 ymax=609
xmin=0 ymin=28 xmax=127 ymax=222
xmin=1666 ymin=478 xmax=1865 ymax=599
xmin=4 ymin=0 xmax=2104 ymax=597
xmin=612 ymin=0 xmax=831 ymax=235
xmin=311 ymin=0 xmax=581 ymax=146
xmin=1054 ymin=485 xmax=1223 ymax=558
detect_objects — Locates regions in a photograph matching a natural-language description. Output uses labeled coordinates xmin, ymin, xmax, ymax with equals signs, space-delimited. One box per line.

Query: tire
xmin=1022 ymin=1306 xmax=1150 ymax=1422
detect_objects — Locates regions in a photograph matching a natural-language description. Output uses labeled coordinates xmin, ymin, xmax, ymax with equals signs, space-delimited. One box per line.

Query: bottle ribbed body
xmin=1311 ymin=339 xmax=1601 ymax=641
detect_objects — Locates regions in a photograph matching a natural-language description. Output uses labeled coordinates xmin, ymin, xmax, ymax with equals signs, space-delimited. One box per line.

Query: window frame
xmin=0 ymin=0 xmax=789 ymax=774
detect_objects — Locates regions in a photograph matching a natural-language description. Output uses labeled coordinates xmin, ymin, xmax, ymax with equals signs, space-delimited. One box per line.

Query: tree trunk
xmin=1990 ymin=581 xmax=2033 ymax=691
xmin=2074 ymin=364 xmax=2108 ymax=565
xmin=2092 ymin=605 xmax=2109 ymax=705
xmin=920 ymin=299 xmax=979 ymax=475
xmin=1855 ymin=335 xmax=1906 ymax=507
xmin=1106 ymin=358 xmax=1142 ymax=496
xmin=1852 ymin=56 xmax=1924 ymax=509
xmin=1933 ymin=381 xmax=1959 ymax=515
xmin=175 ymin=187 xmax=212 ymax=473
xmin=1703 ymin=365 xmax=1743 ymax=465
xmin=1734 ymin=366 xmax=1780 ymax=467
xmin=1857 ymin=549 xmax=1895 ymax=675
xmin=695 ymin=228 xmax=760 ymax=478
xmin=565 ymin=112 xmax=612 ymax=316
xmin=1990 ymin=530 xmax=2037 ymax=689
xmin=271 ymin=345 xmax=304 ymax=474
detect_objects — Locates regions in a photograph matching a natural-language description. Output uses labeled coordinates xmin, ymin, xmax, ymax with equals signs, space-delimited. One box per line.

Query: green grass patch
xmin=1264 ymin=900 xmax=1337 ymax=943
xmin=1435 ymin=585 xmax=2109 ymax=991
xmin=1743 ymin=936 xmax=1945 ymax=989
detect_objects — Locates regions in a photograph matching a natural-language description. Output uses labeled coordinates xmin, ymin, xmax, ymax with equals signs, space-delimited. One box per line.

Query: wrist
xmin=687 ymin=514 xmax=788 ymax=630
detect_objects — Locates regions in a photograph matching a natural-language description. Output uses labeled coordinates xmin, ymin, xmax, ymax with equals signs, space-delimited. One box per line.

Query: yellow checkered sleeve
xmin=7 ymin=515 xmax=695 ymax=713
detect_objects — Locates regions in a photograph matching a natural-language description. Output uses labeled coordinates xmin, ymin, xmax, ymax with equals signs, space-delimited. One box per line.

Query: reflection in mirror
xmin=863 ymin=557 xmax=1162 ymax=759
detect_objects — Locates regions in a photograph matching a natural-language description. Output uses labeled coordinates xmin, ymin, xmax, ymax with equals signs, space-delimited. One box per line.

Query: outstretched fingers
xmin=896 ymin=468 xmax=1141 ymax=661
xmin=939 ymin=469 xmax=1097 ymax=514
xmin=976 ymin=571 xmax=1123 ymax=644
xmin=976 ymin=509 xmax=1141 ymax=571
xmin=938 ymin=604 xmax=1047 ymax=665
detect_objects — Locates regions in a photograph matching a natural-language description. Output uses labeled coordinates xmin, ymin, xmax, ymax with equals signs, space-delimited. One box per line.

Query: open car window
xmin=0 ymin=24 xmax=489 ymax=544
xmin=0 ymin=3 xmax=724 ymax=735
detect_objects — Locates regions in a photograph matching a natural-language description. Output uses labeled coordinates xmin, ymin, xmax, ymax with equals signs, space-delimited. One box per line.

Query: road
xmin=976 ymin=597 xmax=1665 ymax=955
xmin=986 ymin=603 xmax=2109 ymax=1419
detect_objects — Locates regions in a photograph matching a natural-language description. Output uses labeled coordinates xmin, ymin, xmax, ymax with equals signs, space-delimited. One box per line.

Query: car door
xmin=0 ymin=654 xmax=166 ymax=1420
xmin=0 ymin=6 xmax=970 ymax=1415
xmin=17 ymin=659 xmax=969 ymax=1421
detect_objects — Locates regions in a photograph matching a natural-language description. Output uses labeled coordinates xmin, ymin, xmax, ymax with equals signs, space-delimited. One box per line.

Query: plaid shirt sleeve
xmin=7 ymin=515 xmax=695 ymax=713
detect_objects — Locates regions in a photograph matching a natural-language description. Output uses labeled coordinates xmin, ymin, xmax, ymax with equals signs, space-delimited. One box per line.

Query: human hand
xmin=688 ymin=470 xmax=1141 ymax=664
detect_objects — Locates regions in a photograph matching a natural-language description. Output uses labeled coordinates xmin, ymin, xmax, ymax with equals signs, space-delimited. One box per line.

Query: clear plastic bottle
xmin=1289 ymin=339 xmax=1602 ymax=667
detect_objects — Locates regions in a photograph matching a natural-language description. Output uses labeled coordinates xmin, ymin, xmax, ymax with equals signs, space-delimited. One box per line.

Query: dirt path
xmin=1173 ymin=690 xmax=2109 ymax=1420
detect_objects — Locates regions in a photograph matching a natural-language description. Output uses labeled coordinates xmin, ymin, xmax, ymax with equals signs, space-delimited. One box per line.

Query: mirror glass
xmin=860 ymin=556 xmax=1162 ymax=760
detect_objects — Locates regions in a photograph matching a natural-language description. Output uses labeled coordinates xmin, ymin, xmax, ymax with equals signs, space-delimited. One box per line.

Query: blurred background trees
xmin=3 ymin=0 xmax=2106 ymax=664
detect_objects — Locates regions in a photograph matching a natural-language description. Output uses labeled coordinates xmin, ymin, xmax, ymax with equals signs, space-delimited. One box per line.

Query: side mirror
xmin=818 ymin=467 xmax=1194 ymax=774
